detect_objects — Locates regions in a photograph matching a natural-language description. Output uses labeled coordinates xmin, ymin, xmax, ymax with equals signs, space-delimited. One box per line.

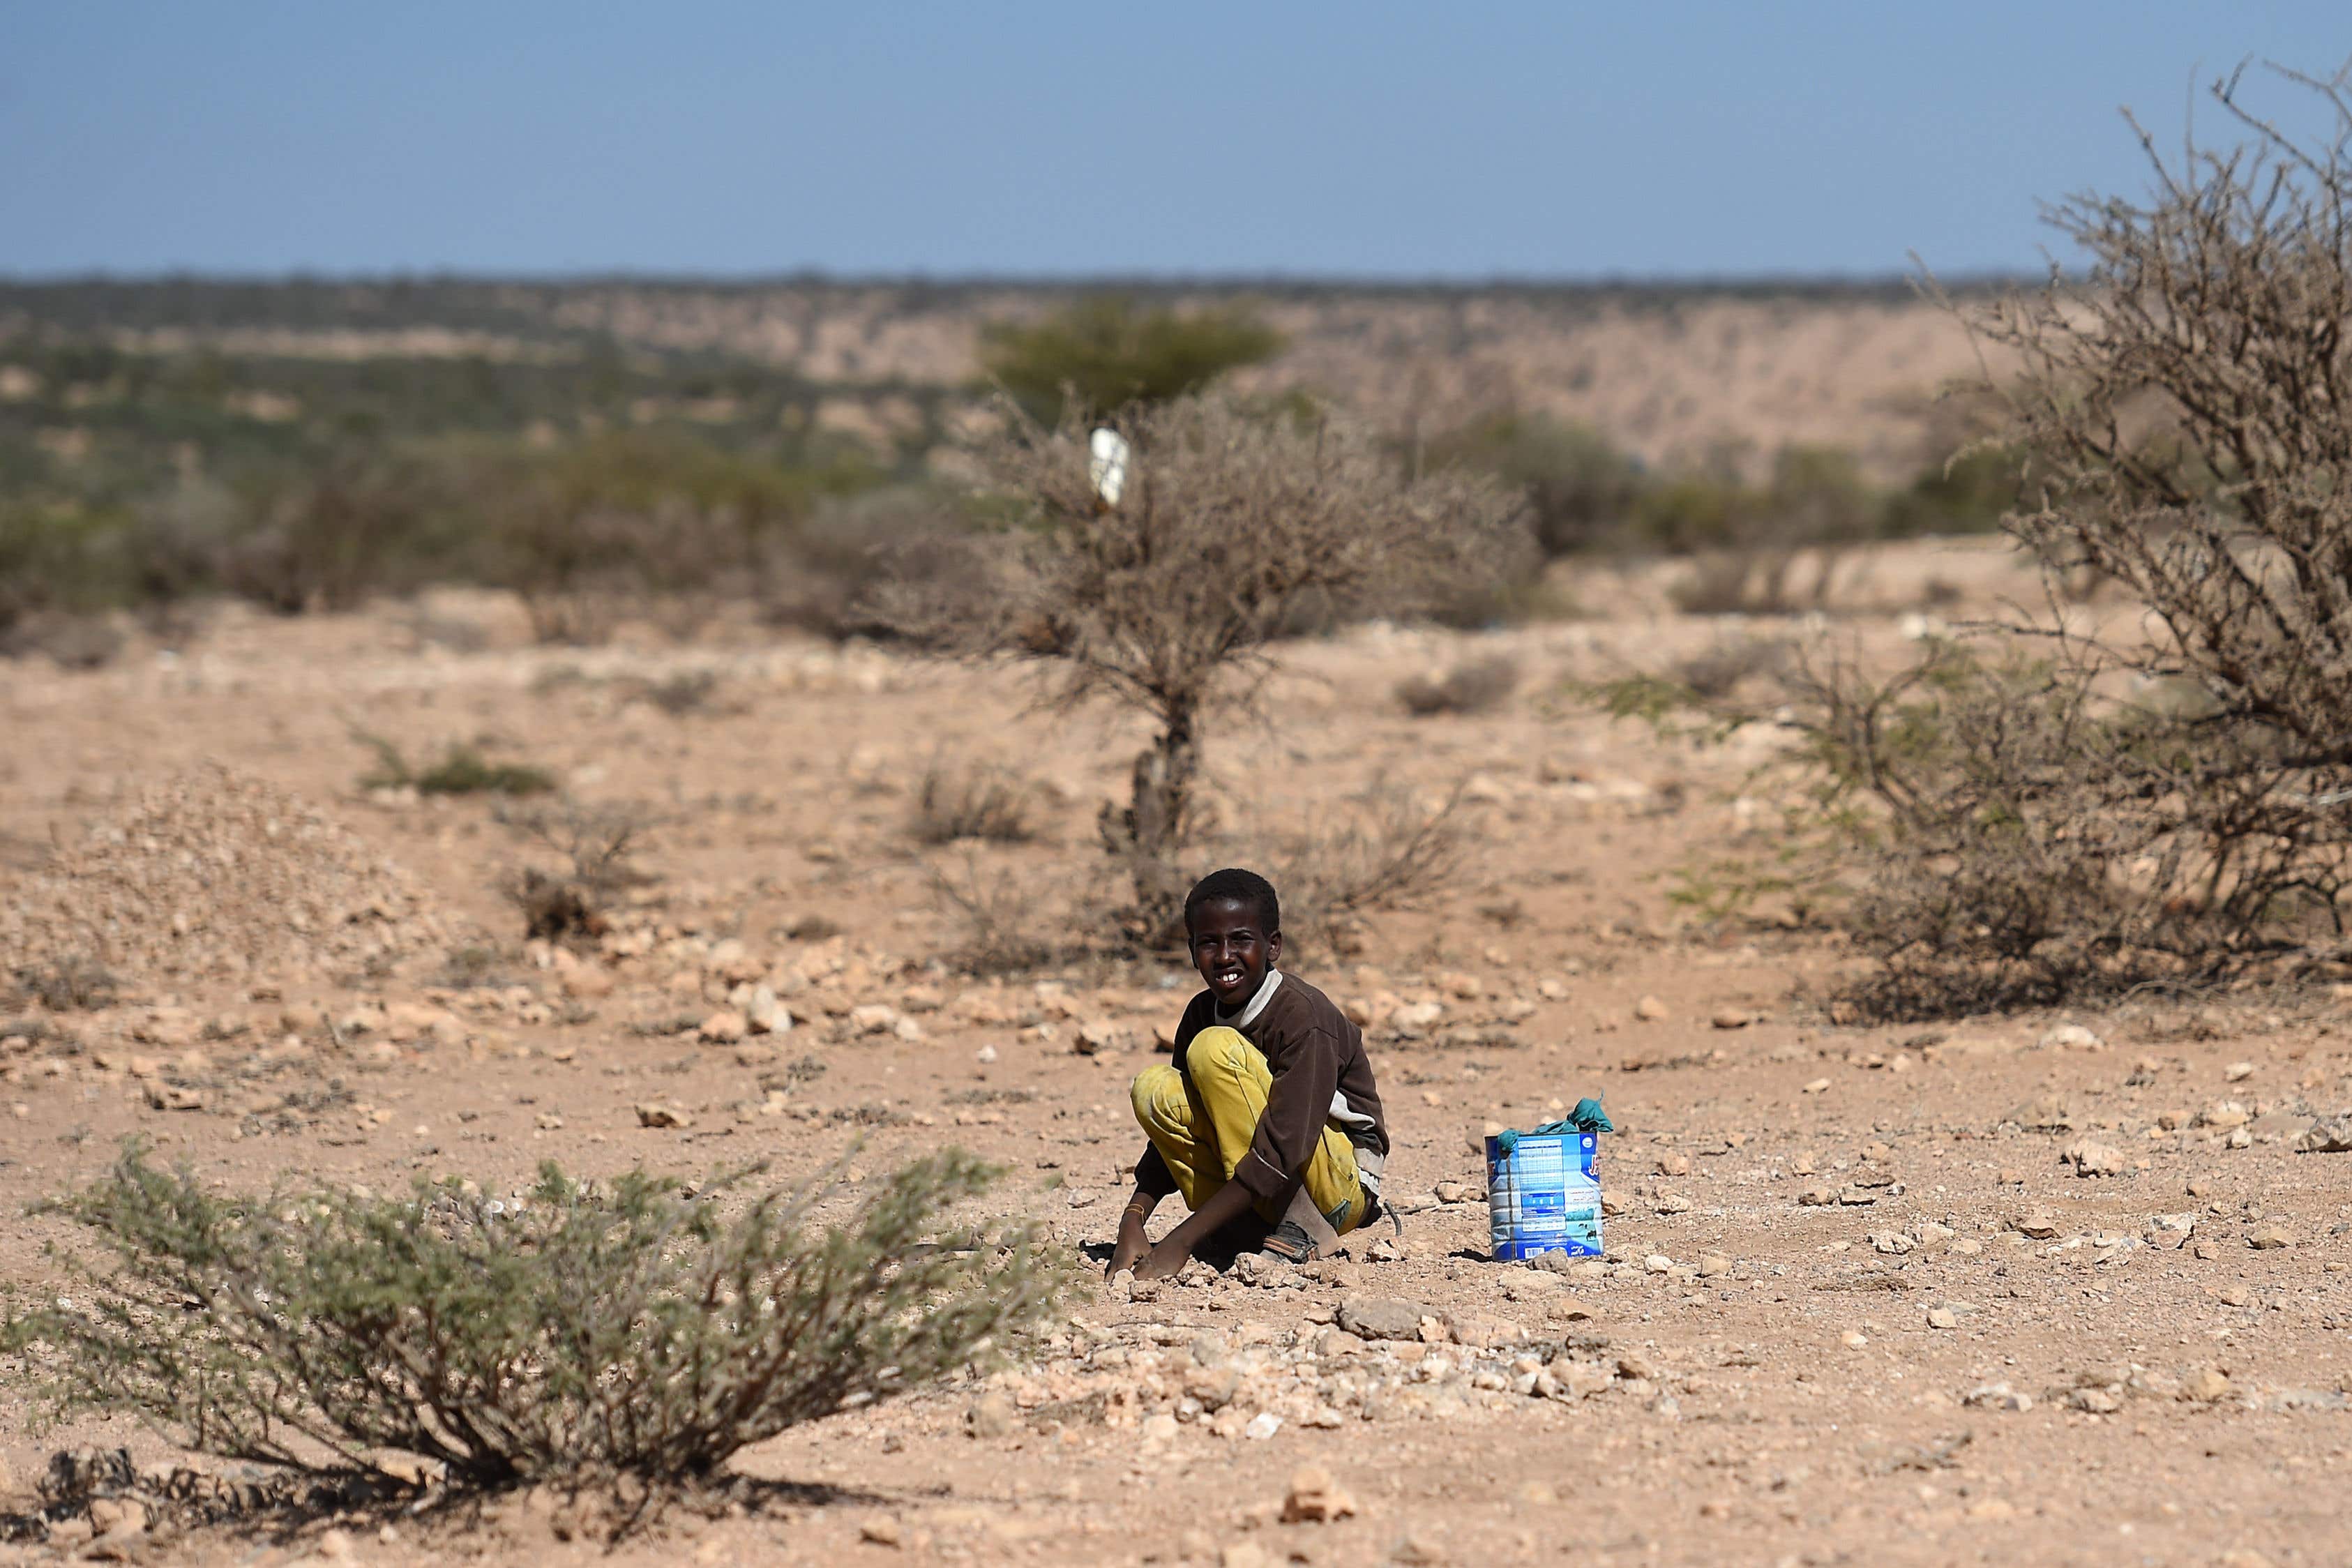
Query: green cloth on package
xmin=1491 ymin=1097 xmax=1613 ymax=1156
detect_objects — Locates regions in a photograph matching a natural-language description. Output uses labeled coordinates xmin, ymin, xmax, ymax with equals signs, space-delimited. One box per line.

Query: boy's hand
xmin=1133 ymin=1237 xmax=1191 ymax=1283
xmin=1108 ymin=1214 xmax=1151 ymax=1277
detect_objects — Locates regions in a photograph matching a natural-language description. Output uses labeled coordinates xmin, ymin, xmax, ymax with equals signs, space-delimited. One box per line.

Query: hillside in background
xmin=0 ymin=277 xmax=2009 ymax=481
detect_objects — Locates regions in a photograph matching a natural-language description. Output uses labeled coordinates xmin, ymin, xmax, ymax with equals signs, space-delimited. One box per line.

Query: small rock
xmin=1696 ymin=1253 xmax=1733 ymax=1279
xmin=2223 ymin=1060 xmax=2254 ymax=1082
xmin=1871 ymin=1232 xmax=1915 ymax=1257
xmin=1634 ymin=995 xmax=1670 ymax=1022
xmin=86 ymin=1498 xmax=149 ymax=1539
xmin=1221 ymin=1544 xmax=1276 ymax=1568
xmin=2062 ymin=1140 xmax=2127 ymax=1177
xmin=1801 ymin=1078 xmax=1830 ymax=1094
xmin=1710 ymin=1007 xmax=1754 ymax=1030
xmin=697 ymin=1009 xmax=747 ymax=1043
xmin=2247 ymin=1223 xmax=2294 ymax=1250
xmin=2180 ymin=1367 xmax=2232 ymax=1403
xmin=1282 ymin=1465 xmax=1358 ymax=1523
xmin=2040 ymin=1023 xmax=2104 ymax=1050
xmin=2011 ymin=1209 xmax=2060 ymax=1239
xmin=634 ymin=1101 xmax=692 ymax=1129
xmin=1963 ymin=1382 xmax=2033 ymax=1411
xmin=1432 ymin=1178 xmax=1482 ymax=1205
xmin=1925 ymin=1306 xmax=1959 ymax=1329
xmin=746 ymin=986 xmax=789 ymax=1034
xmin=860 ymin=1515 xmax=903 ymax=1547
xmin=2294 ymin=1115 xmax=2352 ymax=1154
xmin=967 ymin=1392 xmax=1015 ymax=1438
xmin=2069 ymin=1387 xmax=2120 ymax=1414
xmin=1797 ymin=1184 xmax=1837 ymax=1207
xmin=1337 ymin=1296 xmax=1433 ymax=1342
xmin=1242 ymin=1412 xmax=1282 ymax=1440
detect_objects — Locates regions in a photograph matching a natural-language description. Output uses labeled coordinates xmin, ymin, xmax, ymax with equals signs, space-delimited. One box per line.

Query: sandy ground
xmin=2 ymin=538 xmax=2349 ymax=1568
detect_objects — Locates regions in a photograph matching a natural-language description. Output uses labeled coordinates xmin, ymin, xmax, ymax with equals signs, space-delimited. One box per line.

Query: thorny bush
xmin=6 ymin=1143 xmax=1070 ymax=1504
xmin=876 ymin=391 xmax=1529 ymax=937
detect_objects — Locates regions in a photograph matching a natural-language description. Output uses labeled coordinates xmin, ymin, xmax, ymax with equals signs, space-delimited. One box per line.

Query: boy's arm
xmin=1134 ymin=1179 xmax=1255 ymax=1281
xmin=1109 ymin=1186 xmax=1159 ymax=1275
xmin=1110 ymin=1145 xmax=1178 ymax=1275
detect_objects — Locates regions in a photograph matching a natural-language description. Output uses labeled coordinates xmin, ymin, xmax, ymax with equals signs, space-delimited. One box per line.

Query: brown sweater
xmin=1136 ymin=970 xmax=1389 ymax=1206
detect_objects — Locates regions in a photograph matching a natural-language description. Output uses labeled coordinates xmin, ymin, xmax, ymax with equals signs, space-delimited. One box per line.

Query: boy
xmin=1109 ymin=868 xmax=1389 ymax=1280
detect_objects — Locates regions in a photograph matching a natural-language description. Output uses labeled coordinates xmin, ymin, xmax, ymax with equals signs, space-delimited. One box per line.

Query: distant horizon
xmin=0 ymin=266 xmax=2040 ymax=292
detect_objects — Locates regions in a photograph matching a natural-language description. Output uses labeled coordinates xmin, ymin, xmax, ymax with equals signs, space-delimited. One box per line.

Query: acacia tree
xmin=880 ymin=392 xmax=1529 ymax=935
xmin=1814 ymin=61 xmax=2352 ymax=1011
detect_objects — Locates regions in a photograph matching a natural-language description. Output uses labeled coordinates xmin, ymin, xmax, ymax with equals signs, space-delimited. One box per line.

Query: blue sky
xmin=3 ymin=2 xmax=2346 ymax=279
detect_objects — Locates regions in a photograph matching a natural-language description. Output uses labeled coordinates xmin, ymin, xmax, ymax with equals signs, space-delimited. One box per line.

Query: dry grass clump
xmin=4 ymin=1144 xmax=1070 ymax=1531
xmin=920 ymin=854 xmax=1066 ymax=976
xmin=910 ymin=760 xmax=1041 ymax=845
xmin=6 ymin=956 xmax=119 ymax=1012
xmin=1675 ymin=635 xmax=1791 ymax=700
xmin=1262 ymin=780 xmax=1481 ymax=947
xmin=1394 ymin=654 xmax=1521 ymax=717
xmin=497 ymin=800 xmax=657 ymax=942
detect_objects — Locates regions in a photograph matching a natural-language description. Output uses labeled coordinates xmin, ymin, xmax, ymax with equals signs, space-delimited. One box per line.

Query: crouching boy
xmin=1109 ymin=868 xmax=1389 ymax=1280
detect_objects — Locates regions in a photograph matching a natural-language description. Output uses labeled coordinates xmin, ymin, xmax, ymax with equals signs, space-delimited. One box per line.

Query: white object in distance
xmin=1089 ymin=427 xmax=1131 ymax=508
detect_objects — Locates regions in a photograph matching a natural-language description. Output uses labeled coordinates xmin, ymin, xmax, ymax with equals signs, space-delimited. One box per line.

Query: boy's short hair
xmin=1184 ymin=868 xmax=1279 ymax=935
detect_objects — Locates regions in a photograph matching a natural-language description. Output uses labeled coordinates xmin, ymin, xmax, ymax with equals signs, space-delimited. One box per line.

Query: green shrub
xmin=358 ymin=734 xmax=555 ymax=797
xmin=1423 ymin=414 xmax=1643 ymax=557
xmin=8 ymin=1143 xmax=1069 ymax=1503
xmin=979 ymin=295 xmax=1282 ymax=423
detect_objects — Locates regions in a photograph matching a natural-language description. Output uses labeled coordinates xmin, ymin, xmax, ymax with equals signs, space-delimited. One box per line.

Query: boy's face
xmin=1189 ymin=896 xmax=1281 ymax=1009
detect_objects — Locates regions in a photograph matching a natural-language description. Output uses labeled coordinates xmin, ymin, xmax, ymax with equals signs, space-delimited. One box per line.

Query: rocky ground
xmin=2 ymin=538 xmax=2348 ymax=1567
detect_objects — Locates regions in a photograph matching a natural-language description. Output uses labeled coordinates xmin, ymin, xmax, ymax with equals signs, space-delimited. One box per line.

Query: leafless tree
xmin=876 ymin=392 xmax=1530 ymax=934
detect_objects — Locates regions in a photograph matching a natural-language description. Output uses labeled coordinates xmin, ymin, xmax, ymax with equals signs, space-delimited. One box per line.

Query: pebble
xmin=1336 ymin=1296 xmax=1432 ymax=1342
xmin=2062 ymin=1139 xmax=2127 ymax=1177
xmin=2247 ymin=1223 xmax=2294 ymax=1250
xmin=1634 ymin=995 xmax=1670 ymax=1022
xmin=1964 ymin=1382 xmax=2033 ymax=1411
xmin=633 ymin=1101 xmax=692 ymax=1129
xmin=2182 ymin=1367 xmax=2231 ymax=1403
xmin=1282 ymin=1465 xmax=1358 ymax=1523
xmin=859 ymin=1516 xmax=903 ymax=1547
xmin=1710 ymin=1007 xmax=1754 ymax=1029
xmin=2040 ymin=1023 xmax=2104 ymax=1050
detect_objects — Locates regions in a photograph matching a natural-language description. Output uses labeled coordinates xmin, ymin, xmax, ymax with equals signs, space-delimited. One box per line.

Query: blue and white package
xmin=1486 ymin=1131 xmax=1604 ymax=1261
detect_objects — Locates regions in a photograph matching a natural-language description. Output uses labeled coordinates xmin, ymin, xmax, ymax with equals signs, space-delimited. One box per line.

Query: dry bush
xmin=1594 ymin=66 xmax=2352 ymax=1016
xmin=5 ymin=1143 xmax=1069 ymax=1523
xmin=1675 ymin=635 xmax=1791 ymax=700
xmin=919 ymin=853 xmax=1064 ymax=975
xmin=0 ymin=610 xmax=125 ymax=670
xmin=1260 ymin=781 xmax=1481 ymax=947
xmin=640 ymin=670 xmax=719 ymax=716
xmin=496 ymin=800 xmax=657 ymax=942
xmin=8 ymin=956 xmax=119 ymax=1012
xmin=910 ymin=758 xmax=1041 ymax=845
xmin=1394 ymin=654 xmax=1521 ymax=717
xmin=875 ymin=391 xmax=1530 ymax=935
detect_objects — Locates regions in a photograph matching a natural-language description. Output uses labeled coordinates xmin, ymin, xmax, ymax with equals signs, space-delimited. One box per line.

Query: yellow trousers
xmin=1130 ymin=1027 xmax=1364 ymax=1234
